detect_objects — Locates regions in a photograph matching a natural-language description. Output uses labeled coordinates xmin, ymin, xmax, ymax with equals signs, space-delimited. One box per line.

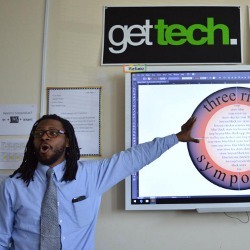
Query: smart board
xmin=125 ymin=65 xmax=250 ymax=212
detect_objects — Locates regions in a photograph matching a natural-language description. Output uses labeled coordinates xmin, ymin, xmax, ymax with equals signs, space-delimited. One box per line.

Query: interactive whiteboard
xmin=125 ymin=65 xmax=250 ymax=212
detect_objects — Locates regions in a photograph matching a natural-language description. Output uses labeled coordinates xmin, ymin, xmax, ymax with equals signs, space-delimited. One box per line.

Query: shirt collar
xmin=37 ymin=160 xmax=66 ymax=182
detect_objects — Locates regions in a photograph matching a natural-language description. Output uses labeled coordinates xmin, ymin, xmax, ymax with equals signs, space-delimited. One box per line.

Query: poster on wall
xmin=0 ymin=138 xmax=26 ymax=169
xmin=102 ymin=6 xmax=242 ymax=65
xmin=0 ymin=104 xmax=37 ymax=135
xmin=47 ymin=87 xmax=102 ymax=157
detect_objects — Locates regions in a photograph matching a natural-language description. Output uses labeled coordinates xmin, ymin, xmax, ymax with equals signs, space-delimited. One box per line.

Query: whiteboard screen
xmin=125 ymin=65 xmax=250 ymax=212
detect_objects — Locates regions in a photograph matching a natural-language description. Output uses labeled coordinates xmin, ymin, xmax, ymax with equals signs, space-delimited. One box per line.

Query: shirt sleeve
xmin=0 ymin=246 xmax=9 ymax=250
xmin=0 ymin=179 xmax=14 ymax=249
xmin=92 ymin=134 xmax=178 ymax=194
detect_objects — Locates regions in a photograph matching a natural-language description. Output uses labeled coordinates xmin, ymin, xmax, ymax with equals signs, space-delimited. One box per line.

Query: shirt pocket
xmin=72 ymin=196 xmax=94 ymax=227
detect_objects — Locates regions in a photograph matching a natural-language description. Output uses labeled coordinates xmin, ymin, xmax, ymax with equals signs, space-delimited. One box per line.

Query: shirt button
xmin=62 ymin=236 xmax=66 ymax=240
xmin=60 ymin=219 xmax=63 ymax=224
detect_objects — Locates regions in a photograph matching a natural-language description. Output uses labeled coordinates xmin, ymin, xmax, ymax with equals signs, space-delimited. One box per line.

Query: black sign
xmin=102 ymin=6 xmax=241 ymax=64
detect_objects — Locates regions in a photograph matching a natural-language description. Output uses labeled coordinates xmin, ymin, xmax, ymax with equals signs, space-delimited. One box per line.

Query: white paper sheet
xmin=0 ymin=104 xmax=37 ymax=135
xmin=0 ymin=138 xmax=26 ymax=169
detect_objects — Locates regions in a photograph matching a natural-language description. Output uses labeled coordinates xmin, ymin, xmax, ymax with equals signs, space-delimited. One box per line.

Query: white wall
xmin=1 ymin=0 xmax=250 ymax=249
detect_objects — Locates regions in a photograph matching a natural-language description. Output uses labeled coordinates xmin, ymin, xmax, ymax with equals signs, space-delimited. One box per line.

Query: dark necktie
xmin=40 ymin=168 xmax=61 ymax=250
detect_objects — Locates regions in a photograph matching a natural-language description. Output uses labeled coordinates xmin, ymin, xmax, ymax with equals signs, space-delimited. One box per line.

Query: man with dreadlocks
xmin=0 ymin=114 xmax=199 ymax=250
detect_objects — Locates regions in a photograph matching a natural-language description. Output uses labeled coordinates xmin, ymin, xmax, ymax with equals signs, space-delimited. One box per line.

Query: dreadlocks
xmin=10 ymin=114 xmax=80 ymax=186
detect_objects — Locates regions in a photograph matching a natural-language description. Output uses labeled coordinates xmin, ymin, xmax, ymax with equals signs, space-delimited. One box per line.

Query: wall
xmin=0 ymin=0 xmax=250 ymax=249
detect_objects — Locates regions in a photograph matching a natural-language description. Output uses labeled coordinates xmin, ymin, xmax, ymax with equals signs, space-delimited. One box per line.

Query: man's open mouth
xmin=39 ymin=144 xmax=51 ymax=154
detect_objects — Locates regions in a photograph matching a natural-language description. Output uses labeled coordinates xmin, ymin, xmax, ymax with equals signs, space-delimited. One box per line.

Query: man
xmin=0 ymin=114 xmax=199 ymax=250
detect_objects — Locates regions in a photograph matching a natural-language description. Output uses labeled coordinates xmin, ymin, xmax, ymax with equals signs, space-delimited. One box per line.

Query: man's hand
xmin=176 ymin=117 xmax=200 ymax=143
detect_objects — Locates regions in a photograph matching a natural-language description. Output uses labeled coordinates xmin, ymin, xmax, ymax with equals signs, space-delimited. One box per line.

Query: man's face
xmin=33 ymin=119 xmax=69 ymax=167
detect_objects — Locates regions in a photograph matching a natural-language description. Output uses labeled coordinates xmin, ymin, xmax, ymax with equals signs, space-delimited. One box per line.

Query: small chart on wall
xmin=188 ymin=87 xmax=250 ymax=190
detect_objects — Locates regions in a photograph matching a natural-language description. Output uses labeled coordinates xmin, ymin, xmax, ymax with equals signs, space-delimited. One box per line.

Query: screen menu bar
xmin=132 ymin=71 xmax=250 ymax=84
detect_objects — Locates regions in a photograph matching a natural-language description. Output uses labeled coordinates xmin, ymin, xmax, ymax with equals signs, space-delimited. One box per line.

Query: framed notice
xmin=47 ymin=87 xmax=101 ymax=157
